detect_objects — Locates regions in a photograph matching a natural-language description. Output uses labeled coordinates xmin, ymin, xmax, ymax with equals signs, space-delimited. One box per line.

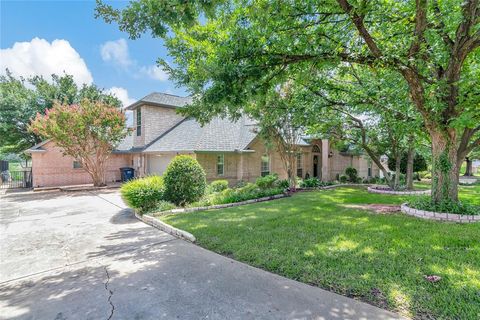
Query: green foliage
xmin=208 ymin=179 xmax=229 ymax=193
xmin=387 ymin=153 xmax=428 ymax=174
xmin=339 ymin=175 xmax=348 ymax=183
xmin=0 ymin=72 xmax=121 ymax=154
xmin=209 ymin=183 xmax=283 ymax=205
xmin=255 ymin=174 xmax=278 ymax=190
xmin=300 ymin=177 xmax=321 ymax=188
xmin=120 ymin=176 xmax=165 ymax=213
xmin=155 ymin=200 xmax=177 ymax=212
xmin=345 ymin=167 xmax=358 ymax=183
xmin=163 ymin=155 xmax=207 ymax=206
xmin=276 ymin=179 xmax=290 ymax=189
xmin=97 ymin=0 xmax=480 ymax=204
xmin=409 ymin=197 xmax=479 ymax=215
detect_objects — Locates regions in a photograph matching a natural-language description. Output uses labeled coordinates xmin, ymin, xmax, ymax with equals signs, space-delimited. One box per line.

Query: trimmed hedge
xmin=163 ymin=155 xmax=207 ymax=206
xmin=120 ymin=175 xmax=165 ymax=213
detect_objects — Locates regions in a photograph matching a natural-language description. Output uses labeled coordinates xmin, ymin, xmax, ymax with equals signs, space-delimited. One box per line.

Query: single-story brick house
xmin=26 ymin=92 xmax=379 ymax=188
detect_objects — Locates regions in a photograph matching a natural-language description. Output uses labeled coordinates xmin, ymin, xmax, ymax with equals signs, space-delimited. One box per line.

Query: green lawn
xmin=161 ymin=185 xmax=480 ymax=319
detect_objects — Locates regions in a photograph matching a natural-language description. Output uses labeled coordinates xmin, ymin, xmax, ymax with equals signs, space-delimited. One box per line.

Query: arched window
xmin=312 ymin=145 xmax=321 ymax=153
xmin=261 ymin=154 xmax=270 ymax=176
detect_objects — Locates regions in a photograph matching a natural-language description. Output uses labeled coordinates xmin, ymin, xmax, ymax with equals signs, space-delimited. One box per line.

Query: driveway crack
xmin=103 ymin=266 xmax=115 ymax=320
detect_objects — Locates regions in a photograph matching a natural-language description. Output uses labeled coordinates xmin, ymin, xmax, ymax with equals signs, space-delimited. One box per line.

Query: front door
xmin=313 ymin=155 xmax=319 ymax=178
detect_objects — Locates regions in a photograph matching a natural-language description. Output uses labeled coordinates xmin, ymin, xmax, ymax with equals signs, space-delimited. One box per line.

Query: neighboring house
xmin=26 ymin=92 xmax=380 ymax=188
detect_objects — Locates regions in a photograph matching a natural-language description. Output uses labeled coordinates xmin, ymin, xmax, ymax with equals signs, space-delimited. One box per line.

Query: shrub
xmin=210 ymin=183 xmax=283 ymax=205
xmin=256 ymin=174 xmax=278 ymax=189
xmin=345 ymin=167 xmax=358 ymax=182
xmin=408 ymin=197 xmax=479 ymax=215
xmin=339 ymin=175 xmax=348 ymax=183
xmin=120 ymin=175 xmax=165 ymax=213
xmin=208 ymin=179 xmax=229 ymax=193
xmin=235 ymin=180 xmax=248 ymax=188
xmin=300 ymin=177 xmax=321 ymax=188
xmin=155 ymin=200 xmax=177 ymax=212
xmin=276 ymin=179 xmax=290 ymax=189
xmin=163 ymin=155 xmax=207 ymax=206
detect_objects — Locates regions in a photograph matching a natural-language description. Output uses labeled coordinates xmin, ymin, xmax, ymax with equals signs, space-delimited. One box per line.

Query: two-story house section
xmin=26 ymin=92 xmax=379 ymax=188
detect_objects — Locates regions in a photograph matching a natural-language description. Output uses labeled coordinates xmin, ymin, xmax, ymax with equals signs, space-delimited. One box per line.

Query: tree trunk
xmin=464 ymin=157 xmax=473 ymax=176
xmin=430 ymin=130 xmax=459 ymax=203
xmin=394 ymin=152 xmax=401 ymax=189
xmin=406 ymin=145 xmax=414 ymax=190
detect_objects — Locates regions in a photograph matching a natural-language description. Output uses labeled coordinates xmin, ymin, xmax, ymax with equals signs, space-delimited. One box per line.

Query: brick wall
xmin=31 ymin=141 xmax=133 ymax=187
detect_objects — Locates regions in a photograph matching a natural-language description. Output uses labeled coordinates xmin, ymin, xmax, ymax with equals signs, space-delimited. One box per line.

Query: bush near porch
xmin=161 ymin=185 xmax=480 ymax=319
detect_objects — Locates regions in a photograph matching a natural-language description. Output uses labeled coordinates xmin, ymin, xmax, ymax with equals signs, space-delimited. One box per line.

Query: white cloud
xmin=0 ymin=37 xmax=93 ymax=86
xmin=140 ymin=65 xmax=169 ymax=81
xmin=100 ymin=39 xmax=132 ymax=68
xmin=106 ymin=86 xmax=136 ymax=108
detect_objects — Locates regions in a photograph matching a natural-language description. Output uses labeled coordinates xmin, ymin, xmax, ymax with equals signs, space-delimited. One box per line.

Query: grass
xmin=161 ymin=184 xmax=480 ymax=319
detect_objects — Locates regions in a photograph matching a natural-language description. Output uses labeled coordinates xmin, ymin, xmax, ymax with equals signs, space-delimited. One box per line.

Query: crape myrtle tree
xmin=251 ymin=82 xmax=308 ymax=191
xmin=29 ymin=100 xmax=130 ymax=187
xmin=96 ymin=0 xmax=480 ymax=204
xmin=0 ymin=72 xmax=121 ymax=155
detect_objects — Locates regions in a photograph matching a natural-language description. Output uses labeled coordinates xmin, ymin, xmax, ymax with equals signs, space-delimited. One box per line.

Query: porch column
xmin=321 ymin=139 xmax=330 ymax=182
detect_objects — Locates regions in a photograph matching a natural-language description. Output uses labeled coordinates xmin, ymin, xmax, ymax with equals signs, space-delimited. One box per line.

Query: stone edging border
xmin=368 ymin=186 xmax=431 ymax=195
xmin=400 ymin=203 xmax=480 ymax=223
xmin=135 ymin=212 xmax=196 ymax=242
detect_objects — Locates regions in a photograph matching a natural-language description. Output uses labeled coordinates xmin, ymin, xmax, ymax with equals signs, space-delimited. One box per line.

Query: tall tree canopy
xmin=97 ymin=0 xmax=480 ymax=204
xmin=0 ymin=72 xmax=121 ymax=155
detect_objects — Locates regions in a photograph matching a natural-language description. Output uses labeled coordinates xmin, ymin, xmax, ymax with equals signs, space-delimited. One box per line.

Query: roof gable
xmin=126 ymin=92 xmax=192 ymax=110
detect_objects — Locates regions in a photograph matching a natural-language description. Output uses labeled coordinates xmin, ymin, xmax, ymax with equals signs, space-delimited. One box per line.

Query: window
xmin=73 ymin=160 xmax=82 ymax=169
xmin=261 ymin=154 xmax=270 ymax=176
xmin=367 ymin=159 xmax=372 ymax=177
xmin=296 ymin=153 xmax=303 ymax=178
xmin=216 ymin=154 xmax=224 ymax=175
xmin=136 ymin=108 xmax=142 ymax=136
xmin=312 ymin=145 xmax=321 ymax=153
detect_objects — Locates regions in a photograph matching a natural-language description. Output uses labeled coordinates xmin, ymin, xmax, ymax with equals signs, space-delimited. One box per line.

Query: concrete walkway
xmin=0 ymin=189 xmax=404 ymax=319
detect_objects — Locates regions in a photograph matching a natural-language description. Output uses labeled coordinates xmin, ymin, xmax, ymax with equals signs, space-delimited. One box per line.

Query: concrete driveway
xmin=0 ymin=189 xmax=403 ymax=320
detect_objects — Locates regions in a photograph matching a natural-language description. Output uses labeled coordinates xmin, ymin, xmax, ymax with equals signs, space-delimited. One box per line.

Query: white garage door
xmin=147 ymin=154 xmax=175 ymax=176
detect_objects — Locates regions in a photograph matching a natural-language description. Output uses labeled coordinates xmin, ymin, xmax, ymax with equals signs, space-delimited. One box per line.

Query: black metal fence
xmin=0 ymin=168 xmax=32 ymax=189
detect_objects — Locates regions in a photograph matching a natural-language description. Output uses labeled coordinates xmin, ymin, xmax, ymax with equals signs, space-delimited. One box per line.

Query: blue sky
xmin=0 ymin=0 xmax=187 ymax=107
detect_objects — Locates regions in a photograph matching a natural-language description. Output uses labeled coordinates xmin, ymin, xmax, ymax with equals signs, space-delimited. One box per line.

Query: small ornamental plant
xmin=29 ymin=99 xmax=130 ymax=186
xmin=163 ymin=155 xmax=207 ymax=206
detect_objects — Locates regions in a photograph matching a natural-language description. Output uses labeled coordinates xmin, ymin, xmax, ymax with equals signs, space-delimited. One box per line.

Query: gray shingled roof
xmin=143 ymin=116 xmax=258 ymax=153
xmin=113 ymin=132 xmax=134 ymax=152
xmin=127 ymin=92 xmax=193 ymax=109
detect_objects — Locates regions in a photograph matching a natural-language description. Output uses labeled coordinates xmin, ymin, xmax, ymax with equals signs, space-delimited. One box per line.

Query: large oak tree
xmin=97 ymin=0 xmax=480 ymax=203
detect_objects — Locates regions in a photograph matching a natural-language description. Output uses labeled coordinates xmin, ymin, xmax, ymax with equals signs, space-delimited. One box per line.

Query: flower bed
xmin=401 ymin=203 xmax=480 ymax=223
xmin=368 ymin=185 xmax=430 ymax=195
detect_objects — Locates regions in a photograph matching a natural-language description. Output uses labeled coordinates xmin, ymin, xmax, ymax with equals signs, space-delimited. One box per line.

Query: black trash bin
xmin=120 ymin=167 xmax=135 ymax=182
